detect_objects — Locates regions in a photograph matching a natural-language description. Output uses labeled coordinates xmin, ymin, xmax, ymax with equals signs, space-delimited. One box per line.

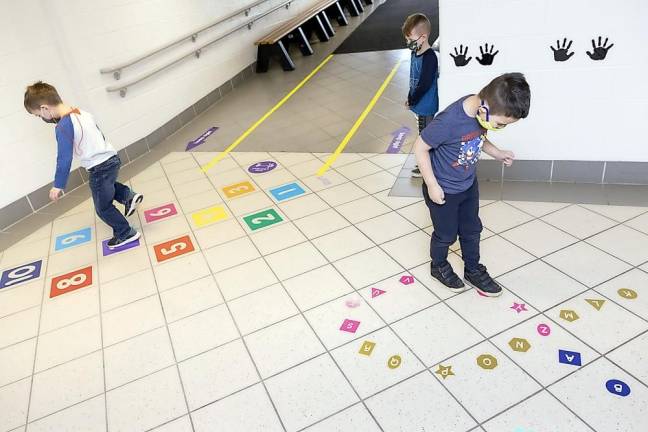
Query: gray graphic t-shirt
xmin=420 ymin=95 xmax=486 ymax=194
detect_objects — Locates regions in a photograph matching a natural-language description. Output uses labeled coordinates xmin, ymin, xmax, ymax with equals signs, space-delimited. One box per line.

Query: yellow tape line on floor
xmin=202 ymin=54 xmax=335 ymax=173
xmin=317 ymin=59 xmax=403 ymax=177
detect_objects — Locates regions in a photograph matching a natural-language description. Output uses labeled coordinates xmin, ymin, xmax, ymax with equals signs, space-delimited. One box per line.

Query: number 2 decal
xmin=242 ymin=209 xmax=283 ymax=231
xmin=0 ymin=260 xmax=43 ymax=290
xmin=153 ymin=235 xmax=195 ymax=263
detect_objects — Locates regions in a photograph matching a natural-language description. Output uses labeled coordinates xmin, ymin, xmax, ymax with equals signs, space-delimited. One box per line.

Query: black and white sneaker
xmin=411 ymin=167 xmax=423 ymax=178
xmin=430 ymin=261 xmax=466 ymax=292
xmin=124 ymin=193 xmax=144 ymax=217
xmin=107 ymin=230 xmax=141 ymax=249
xmin=464 ymin=264 xmax=502 ymax=297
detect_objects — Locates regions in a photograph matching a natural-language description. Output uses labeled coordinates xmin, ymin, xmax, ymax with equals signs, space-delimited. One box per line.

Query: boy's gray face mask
xmin=407 ymin=40 xmax=421 ymax=51
xmin=42 ymin=117 xmax=59 ymax=124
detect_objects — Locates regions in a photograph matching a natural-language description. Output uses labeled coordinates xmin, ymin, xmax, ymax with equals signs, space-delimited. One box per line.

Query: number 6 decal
xmin=153 ymin=235 xmax=195 ymax=263
xmin=54 ymin=227 xmax=92 ymax=251
xmin=50 ymin=266 xmax=93 ymax=298
xmin=144 ymin=203 xmax=177 ymax=223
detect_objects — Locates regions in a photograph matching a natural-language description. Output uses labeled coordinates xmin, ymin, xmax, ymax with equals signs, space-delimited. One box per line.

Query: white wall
xmin=438 ymin=0 xmax=648 ymax=161
xmin=0 ymin=0 xmax=316 ymax=208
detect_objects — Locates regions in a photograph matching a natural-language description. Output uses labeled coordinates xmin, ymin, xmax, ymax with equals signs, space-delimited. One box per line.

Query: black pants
xmin=422 ymin=179 xmax=482 ymax=271
xmin=417 ymin=115 xmax=434 ymax=134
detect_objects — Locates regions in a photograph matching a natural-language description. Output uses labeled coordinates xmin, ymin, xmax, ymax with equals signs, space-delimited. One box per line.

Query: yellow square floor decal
xmin=191 ymin=205 xmax=228 ymax=228
xmin=222 ymin=181 xmax=255 ymax=198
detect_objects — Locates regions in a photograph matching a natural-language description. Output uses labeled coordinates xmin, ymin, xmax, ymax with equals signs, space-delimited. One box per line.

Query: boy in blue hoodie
xmin=402 ymin=13 xmax=439 ymax=177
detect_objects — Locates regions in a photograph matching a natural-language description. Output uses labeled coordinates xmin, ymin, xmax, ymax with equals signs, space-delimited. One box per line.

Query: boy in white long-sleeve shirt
xmin=24 ymin=81 xmax=143 ymax=249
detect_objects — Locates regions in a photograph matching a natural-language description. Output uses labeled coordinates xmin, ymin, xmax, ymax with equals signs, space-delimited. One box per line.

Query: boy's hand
xmin=49 ymin=187 xmax=63 ymax=201
xmin=427 ymin=183 xmax=446 ymax=205
xmin=497 ymin=150 xmax=515 ymax=166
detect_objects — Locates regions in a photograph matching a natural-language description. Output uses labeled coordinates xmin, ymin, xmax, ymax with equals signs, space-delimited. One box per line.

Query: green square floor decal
xmin=242 ymin=208 xmax=283 ymax=231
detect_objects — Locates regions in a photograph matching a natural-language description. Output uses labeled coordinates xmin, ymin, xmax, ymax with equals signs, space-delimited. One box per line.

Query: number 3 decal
xmin=153 ymin=235 xmax=195 ymax=263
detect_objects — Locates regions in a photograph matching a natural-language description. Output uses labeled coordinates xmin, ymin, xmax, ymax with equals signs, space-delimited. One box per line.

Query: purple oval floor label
xmin=248 ymin=161 xmax=277 ymax=174
xmin=606 ymin=379 xmax=631 ymax=397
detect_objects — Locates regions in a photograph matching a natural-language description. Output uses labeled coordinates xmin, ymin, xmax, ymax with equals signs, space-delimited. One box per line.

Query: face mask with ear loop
xmin=40 ymin=107 xmax=60 ymax=124
xmin=476 ymin=100 xmax=505 ymax=131
xmin=407 ymin=36 xmax=423 ymax=52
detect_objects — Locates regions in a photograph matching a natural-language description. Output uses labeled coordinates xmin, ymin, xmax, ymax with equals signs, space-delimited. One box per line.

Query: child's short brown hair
xmin=402 ymin=13 xmax=430 ymax=39
xmin=24 ymin=81 xmax=62 ymax=112
xmin=479 ymin=73 xmax=531 ymax=119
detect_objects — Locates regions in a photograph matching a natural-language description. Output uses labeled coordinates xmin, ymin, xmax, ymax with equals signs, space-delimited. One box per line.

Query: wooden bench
xmin=255 ymin=0 xmax=370 ymax=72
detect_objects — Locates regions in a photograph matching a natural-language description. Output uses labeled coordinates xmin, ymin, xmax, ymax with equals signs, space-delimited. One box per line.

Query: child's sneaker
xmin=464 ymin=264 xmax=502 ymax=297
xmin=124 ymin=193 xmax=144 ymax=217
xmin=430 ymin=261 xmax=465 ymax=292
xmin=411 ymin=166 xmax=422 ymax=178
xmin=107 ymin=230 xmax=141 ymax=249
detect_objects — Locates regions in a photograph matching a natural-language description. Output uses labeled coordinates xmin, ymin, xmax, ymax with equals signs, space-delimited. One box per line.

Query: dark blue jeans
xmin=422 ymin=179 xmax=482 ymax=271
xmin=88 ymin=155 xmax=133 ymax=239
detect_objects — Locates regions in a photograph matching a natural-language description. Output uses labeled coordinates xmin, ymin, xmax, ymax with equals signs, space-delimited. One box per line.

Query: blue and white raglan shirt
xmin=54 ymin=109 xmax=117 ymax=189
xmin=408 ymin=48 xmax=439 ymax=116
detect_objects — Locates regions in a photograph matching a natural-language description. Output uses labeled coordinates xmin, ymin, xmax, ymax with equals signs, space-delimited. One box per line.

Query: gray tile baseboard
xmin=0 ymin=63 xmax=256 ymax=232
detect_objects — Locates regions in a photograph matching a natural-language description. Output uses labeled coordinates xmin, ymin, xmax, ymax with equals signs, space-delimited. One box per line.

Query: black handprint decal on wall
xmin=550 ymin=38 xmax=574 ymax=61
xmin=450 ymin=45 xmax=471 ymax=67
xmin=587 ymin=36 xmax=614 ymax=60
xmin=476 ymin=43 xmax=499 ymax=65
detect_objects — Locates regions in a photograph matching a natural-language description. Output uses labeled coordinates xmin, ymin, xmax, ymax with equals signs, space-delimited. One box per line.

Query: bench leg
xmin=363 ymin=0 xmax=373 ymax=4
xmin=294 ymin=27 xmax=313 ymax=56
xmin=329 ymin=2 xmax=348 ymax=26
xmin=276 ymin=41 xmax=296 ymax=71
xmin=319 ymin=11 xmax=335 ymax=37
xmin=343 ymin=0 xmax=360 ymax=17
xmin=312 ymin=15 xmax=330 ymax=42
xmin=256 ymin=45 xmax=271 ymax=73
xmin=354 ymin=0 xmax=364 ymax=13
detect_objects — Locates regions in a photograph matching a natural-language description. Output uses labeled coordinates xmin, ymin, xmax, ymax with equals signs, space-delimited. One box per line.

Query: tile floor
xmin=1 ymin=150 xmax=647 ymax=432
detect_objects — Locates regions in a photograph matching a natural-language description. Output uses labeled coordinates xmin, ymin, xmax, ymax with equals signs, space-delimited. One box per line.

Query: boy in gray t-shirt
xmin=414 ymin=73 xmax=531 ymax=297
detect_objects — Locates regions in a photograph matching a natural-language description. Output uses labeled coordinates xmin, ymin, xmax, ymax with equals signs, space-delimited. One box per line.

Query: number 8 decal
xmin=50 ymin=266 xmax=93 ymax=298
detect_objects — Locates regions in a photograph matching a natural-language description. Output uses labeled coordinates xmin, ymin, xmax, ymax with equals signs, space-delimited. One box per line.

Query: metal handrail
xmin=100 ymin=0 xmax=272 ymax=80
xmin=106 ymin=0 xmax=296 ymax=97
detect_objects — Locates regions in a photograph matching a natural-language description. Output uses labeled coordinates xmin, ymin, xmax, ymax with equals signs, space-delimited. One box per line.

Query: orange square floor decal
xmin=50 ymin=265 xmax=93 ymax=298
xmin=154 ymin=235 xmax=195 ymax=263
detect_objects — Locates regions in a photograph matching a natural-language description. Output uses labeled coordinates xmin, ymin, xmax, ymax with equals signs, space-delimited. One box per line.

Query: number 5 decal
xmin=153 ymin=235 xmax=195 ymax=263
xmin=50 ymin=266 xmax=93 ymax=298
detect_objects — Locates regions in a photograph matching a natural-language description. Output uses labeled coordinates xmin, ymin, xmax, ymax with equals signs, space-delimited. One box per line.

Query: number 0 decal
xmin=153 ymin=235 xmax=195 ymax=263
xmin=50 ymin=266 xmax=93 ymax=298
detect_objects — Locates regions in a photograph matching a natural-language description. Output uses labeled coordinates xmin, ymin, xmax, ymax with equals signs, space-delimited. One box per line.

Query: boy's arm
xmin=53 ymin=117 xmax=74 ymax=192
xmin=408 ymin=51 xmax=438 ymax=107
xmin=483 ymin=137 xmax=514 ymax=166
xmin=414 ymin=135 xmax=445 ymax=204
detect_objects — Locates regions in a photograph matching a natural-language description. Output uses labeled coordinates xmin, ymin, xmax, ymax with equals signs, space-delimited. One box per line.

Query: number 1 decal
xmin=50 ymin=266 xmax=93 ymax=298
xmin=0 ymin=260 xmax=43 ymax=290
xmin=153 ymin=235 xmax=195 ymax=263
xmin=242 ymin=209 xmax=283 ymax=231
xmin=269 ymin=182 xmax=305 ymax=202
